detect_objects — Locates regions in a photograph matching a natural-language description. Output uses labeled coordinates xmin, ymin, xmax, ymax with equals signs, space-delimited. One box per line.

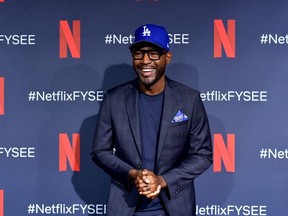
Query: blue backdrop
xmin=0 ymin=0 xmax=287 ymax=215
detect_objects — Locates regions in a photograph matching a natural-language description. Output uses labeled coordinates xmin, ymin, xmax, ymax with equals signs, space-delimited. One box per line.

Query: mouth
xmin=139 ymin=67 xmax=156 ymax=76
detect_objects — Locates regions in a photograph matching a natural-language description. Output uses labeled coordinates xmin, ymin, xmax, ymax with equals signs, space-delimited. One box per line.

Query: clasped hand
xmin=134 ymin=169 xmax=161 ymax=199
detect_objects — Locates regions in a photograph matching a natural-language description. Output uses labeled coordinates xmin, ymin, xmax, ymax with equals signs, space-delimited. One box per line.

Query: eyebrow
xmin=138 ymin=48 xmax=159 ymax=51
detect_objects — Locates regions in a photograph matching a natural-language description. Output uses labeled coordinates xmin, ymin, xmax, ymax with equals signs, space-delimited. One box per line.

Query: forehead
xmin=136 ymin=47 xmax=158 ymax=51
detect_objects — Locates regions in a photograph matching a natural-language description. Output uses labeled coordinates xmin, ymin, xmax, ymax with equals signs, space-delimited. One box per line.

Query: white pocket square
xmin=171 ymin=110 xmax=188 ymax=123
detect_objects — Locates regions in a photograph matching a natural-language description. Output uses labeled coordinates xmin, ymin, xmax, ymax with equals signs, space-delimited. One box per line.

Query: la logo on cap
xmin=142 ymin=26 xmax=151 ymax=37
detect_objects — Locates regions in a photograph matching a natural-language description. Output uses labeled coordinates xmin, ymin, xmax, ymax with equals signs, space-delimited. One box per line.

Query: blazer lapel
xmin=125 ymin=81 xmax=142 ymax=156
xmin=157 ymin=79 xmax=178 ymax=161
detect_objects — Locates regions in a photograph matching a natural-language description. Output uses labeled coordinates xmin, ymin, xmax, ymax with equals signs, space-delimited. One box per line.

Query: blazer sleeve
xmin=162 ymin=93 xmax=213 ymax=198
xmin=91 ymin=91 xmax=133 ymax=189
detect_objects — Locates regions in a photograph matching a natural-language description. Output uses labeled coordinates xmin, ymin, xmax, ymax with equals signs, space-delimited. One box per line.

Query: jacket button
xmin=137 ymin=164 xmax=141 ymax=169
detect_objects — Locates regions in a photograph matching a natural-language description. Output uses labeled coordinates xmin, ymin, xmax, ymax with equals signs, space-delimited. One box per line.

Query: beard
xmin=134 ymin=65 xmax=166 ymax=89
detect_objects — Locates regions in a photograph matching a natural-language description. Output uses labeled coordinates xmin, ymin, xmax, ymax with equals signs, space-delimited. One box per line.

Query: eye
xmin=149 ymin=51 xmax=159 ymax=55
xmin=133 ymin=51 xmax=143 ymax=57
xmin=148 ymin=51 xmax=160 ymax=58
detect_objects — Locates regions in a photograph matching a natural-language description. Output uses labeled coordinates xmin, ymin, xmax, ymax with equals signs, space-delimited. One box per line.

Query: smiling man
xmin=91 ymin=24 xmax=213 ymax=216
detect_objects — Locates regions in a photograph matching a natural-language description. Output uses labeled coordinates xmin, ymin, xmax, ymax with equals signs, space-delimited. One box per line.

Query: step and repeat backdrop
xmin=0 ymin=0 xmax=287 ymax=215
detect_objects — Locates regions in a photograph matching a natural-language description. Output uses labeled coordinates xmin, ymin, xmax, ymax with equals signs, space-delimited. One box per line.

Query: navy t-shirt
xmin=134 ymin=91 xmax=166 ymax=216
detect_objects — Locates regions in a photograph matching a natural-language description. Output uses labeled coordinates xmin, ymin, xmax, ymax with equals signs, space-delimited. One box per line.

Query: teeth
xmin=142 ymin=68 xmax=153 ymax=72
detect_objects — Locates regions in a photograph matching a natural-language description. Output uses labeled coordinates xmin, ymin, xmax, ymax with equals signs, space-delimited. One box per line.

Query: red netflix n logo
xmin=213 ymin=134 xmax=236 ymax=172
xmin=0 ymin=77 xmax=4 ymax=115
xmin=214 ymin=19 xmax=236 ymax=58
xmin=59 ymin=20 xmax=81 ymax=58
xmin=59 ymin=133 xmax=80 ymax=171
xmin=0 ymin=190 xmax=3 ymax=216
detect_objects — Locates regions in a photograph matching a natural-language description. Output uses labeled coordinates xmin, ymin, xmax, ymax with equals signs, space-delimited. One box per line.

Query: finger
xmin=145 ymin=170 xmax=156 ymax=177
xmin=146 ymin=185 xmax=161 ymax=199
xmin=136 ymin=182 xmax=147 ymax=190
xmin=140 ymin=191 xmax=151 ymax=195
xmin=142 ymin=176 xmax=150 ymax=184
xmin=141 ymin=169 xmax=148 ymax=175
xmin=134 ymin=178 xmax=144 ymax=186
xmin=146 ymin=190 xmax=159 ymax=199
xmin=144 ymin=173 xmax=157 ymax=181
xmin=139 ymin=185 xmax=150 ymax=195
xmin=138 ymin=182 xmax=147 ymax=189
xmin=145 ymin=185 xmax=157 ymax=192
xmin=148 ymin=185 xmax=161 ymax=196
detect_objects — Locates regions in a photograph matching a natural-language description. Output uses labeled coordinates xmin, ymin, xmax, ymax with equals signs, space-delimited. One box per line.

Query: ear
xmin=165 ymin=52 xmax=172 ymax=64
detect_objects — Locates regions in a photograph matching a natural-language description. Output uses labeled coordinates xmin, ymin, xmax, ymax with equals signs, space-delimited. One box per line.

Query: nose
xmin=141 ymin=52 xmax=152 ymax=64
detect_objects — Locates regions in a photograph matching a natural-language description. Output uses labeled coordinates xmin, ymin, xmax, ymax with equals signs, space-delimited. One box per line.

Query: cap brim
xmin=129 ymin=40 xmax=167 ymax=51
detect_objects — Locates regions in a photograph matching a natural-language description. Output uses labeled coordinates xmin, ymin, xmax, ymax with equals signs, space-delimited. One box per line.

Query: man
xmin=91 ymin=24 xmax=213 ymax=216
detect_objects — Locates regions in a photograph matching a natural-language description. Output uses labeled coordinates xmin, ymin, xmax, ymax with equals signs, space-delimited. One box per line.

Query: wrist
xmin=157 ymin=175 xmax=167 ymax=188
xmin=128 ymin=169 xmax=140 ymax=180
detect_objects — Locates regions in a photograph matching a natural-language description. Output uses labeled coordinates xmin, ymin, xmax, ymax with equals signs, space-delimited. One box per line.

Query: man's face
xmin=132 ymin=45 xmax=172 ymax=89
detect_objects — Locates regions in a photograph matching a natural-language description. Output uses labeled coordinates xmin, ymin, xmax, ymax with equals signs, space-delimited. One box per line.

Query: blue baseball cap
xmin=129 ymin=24 xmax=170 ymax=51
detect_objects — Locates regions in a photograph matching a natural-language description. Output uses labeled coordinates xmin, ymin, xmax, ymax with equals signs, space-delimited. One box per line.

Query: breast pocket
xmin=166 ymin=121 xmax=190 ymax=151
xmin=170 ymin=120 xmax=188 ymax=128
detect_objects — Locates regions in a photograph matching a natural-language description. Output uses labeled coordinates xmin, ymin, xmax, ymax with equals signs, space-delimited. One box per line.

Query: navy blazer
xmin=92 ymin=77 xmax=213 ymax=216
